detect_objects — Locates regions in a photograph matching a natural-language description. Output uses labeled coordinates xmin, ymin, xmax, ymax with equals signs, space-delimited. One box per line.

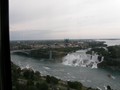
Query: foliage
xmin=108 ymin=45 xmax=120 ymax=58
xmin=35 ymin=82 xmax=48 ymax=90
xmin=22 ymin=69 xmax=34 ymax=80
xmin=14 ymin=47 xmax=81 ymax=59
xmin=88 ymin=41 xmax=107 ymax=48
xmin=46 ymin=75 xmax=59 ymax=84
xmin=86 ymin=47 xmax=108 ymax=56
xmin=67 ymin=81 xmax=83 ymax=90
xmin=87 ymin=45 xmax=120 ymax=71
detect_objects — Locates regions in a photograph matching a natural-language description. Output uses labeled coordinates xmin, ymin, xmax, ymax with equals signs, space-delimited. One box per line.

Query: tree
xmin=23 ymin=69 xmax=34 ymax=80
xmin=36 ymin=82 xmax=48 ymax=90
xmin=46 ymin=75 xmax=59 ymax=84
xmin=67 ymin=81 xmax=83 ymax=90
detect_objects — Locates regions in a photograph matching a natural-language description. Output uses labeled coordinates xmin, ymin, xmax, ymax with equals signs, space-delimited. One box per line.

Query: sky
xmin=9 ymin=0 xmax=120 ymax=40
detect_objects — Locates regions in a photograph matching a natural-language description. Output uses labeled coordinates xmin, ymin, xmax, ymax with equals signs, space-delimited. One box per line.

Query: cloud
xmin=9 ymin=0 xmax=120 ymax=40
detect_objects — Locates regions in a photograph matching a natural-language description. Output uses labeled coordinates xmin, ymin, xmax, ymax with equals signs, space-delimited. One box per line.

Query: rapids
xmin=62 ymin=50 xmax=103 ymax=68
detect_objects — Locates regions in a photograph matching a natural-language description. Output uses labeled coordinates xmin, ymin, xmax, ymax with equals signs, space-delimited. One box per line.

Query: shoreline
xmin=11 ymin=61 xmax=99 ymax=90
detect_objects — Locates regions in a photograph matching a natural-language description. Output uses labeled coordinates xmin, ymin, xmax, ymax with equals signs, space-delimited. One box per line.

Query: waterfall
xmin=62 ymin=50 xmax=103 ymax=68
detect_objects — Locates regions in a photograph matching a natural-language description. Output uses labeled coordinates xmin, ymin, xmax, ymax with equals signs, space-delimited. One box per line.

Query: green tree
xmin=36 ymin=82 xmax=48 ymax=90
xmin=67 ymin=81 xmax=83 ymax=90
xmin=23 ymin=69 xmax=34 ymax=80
xmin=46 ymin=75 xmax=59 ymax=84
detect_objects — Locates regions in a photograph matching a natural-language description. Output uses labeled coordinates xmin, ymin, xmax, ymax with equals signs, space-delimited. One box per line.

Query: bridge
xmin=10 ymin=49 xmax=38 ymax=54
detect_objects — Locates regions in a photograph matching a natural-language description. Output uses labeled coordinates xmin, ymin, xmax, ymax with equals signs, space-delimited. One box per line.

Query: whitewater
xmin=62 ymin=49 xmax=103 ymax=68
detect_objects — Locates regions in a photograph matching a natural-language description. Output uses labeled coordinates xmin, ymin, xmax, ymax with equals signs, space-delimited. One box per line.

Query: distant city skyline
xmin=9 ymin=0 xmax=120 ymax=40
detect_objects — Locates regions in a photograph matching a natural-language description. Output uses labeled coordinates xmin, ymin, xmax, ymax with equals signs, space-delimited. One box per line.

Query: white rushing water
xmin=62 ymin=50 xmax=103 ymax=68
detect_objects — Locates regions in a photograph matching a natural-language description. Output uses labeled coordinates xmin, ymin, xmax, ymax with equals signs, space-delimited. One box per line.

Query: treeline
xmin=11 ymin=62 xmax=98 ymax=90
xmin=87 ymin=41 xmax=107 ymax=48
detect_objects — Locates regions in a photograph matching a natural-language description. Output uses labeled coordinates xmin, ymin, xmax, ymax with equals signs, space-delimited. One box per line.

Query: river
xmin=11 ymin=40 xmax=120 ymax=90
xmin=96 ymin=39 xmax=120 ymax=46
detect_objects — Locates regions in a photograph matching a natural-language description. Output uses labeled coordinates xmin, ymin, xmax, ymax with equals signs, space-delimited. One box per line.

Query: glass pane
xmin=9 ymin=0 xmax=120 ymax=90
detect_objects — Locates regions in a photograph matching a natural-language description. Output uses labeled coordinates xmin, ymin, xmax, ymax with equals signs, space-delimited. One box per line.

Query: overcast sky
xmin=9 ymin=0 xmax=120 ymax=40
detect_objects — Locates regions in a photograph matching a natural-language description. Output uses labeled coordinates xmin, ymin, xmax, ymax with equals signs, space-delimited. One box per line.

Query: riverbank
xmin=12 ymin=47 xmax=82 ymax=62
xmin=11 ymin=61 xmax=100 ymax=90
xmin=12 ymin=45 xmax=120 ymax=71
xmin=11 ymin=53 xmax=119 ymax=90
xmin=11 ymin=40 xmax=107 ymax=59
xmin=12 ymin=44 xmax=120 ymax=72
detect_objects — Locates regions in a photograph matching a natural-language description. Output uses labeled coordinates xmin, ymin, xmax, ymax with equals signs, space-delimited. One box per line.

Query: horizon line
xmin=10 ymin=38 xmax=120 ymax=41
